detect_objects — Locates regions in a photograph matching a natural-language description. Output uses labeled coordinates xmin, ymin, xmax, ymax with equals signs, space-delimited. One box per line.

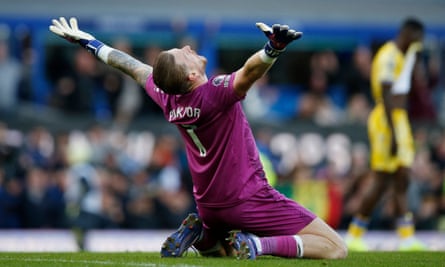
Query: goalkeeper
xmin=49 ymin=17 xmax=347 ymax=260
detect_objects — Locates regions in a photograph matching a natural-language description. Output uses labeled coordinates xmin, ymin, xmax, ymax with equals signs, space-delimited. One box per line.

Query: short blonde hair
xmin=153 ymin=51 xmax=190 ymax=95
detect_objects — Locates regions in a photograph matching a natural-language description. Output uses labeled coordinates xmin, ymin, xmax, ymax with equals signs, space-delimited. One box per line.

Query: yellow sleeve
xmin=376 ymin=48 xmax=397 ymax=85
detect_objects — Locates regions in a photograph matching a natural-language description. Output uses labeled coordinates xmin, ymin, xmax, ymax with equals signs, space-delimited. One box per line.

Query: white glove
xmin=50 ymin=17 xmax=94 ymax=43
xmin=49 ymin=17 xmax=105 ymax=56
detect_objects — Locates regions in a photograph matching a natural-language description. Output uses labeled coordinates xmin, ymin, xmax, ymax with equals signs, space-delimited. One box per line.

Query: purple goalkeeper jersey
xmin=145 ymin=73 xmax=267 ymax=208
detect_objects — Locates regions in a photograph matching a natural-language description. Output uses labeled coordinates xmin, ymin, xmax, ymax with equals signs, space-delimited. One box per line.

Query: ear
xmin=188 ymin=71 xmax=198 ymax=81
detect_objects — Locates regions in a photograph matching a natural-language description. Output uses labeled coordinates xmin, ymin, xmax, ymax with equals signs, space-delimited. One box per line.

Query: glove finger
xmin=288 ymin=30 xmax=303 ymax=40
xmin=256 ymin=22 xmax=272 ymax=35
xmin=70 ymin=17 xmax=79 ymax=31
xmin=279 ymin=25 xmax=289 ymax=37
xmin=294 ymin=31 xmax=303 ymax=40
xmin=280 ymin=25 xmax=289 ymax=31
xmin=272 ymin=24 xmax=281 ymax=34
xmin=51 ymin=19 xmax=65 ymax=31
xmin=49 ymin=25 xmax=65 ymax=37
xmin=59 ymin=17 xmax=71 ymax=31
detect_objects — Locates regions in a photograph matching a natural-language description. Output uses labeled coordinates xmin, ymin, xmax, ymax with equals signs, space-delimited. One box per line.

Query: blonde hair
xmin=153 ymin=51 xmax=190 ymax=95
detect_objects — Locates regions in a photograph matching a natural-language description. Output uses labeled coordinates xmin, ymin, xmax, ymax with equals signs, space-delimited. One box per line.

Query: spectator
xmin=0 ymin=29 xmax=21 ymax=112
xmin=342 ymin=46 xmax=373 ymax=125
xmin=0 ymin=169 xmax=23 ymax=228
xmin=66 ymin=163 xmax=121 ymax=230
xmin=105 ymin=38 xmax=144 ymax=129
xmin=126 ymin=168 xmax=160 ymax=229
xmin=297 ymin=68 xmax=344 ymax=125
xmin=19 ymin=126 xmax=54 ymax=170
xmin=344 ymin=46 xmax=373 ymax=105
xmin=0 ymin=122 xmax=22 ymax=178
xmin=345 ymin=93 xmax=371 ymax=124
xmin=310 ymin=50 xmax=341 ymax=85
xmin=148 ymin=135 xmax=194 ymax=228
xmin=22 ymin=167 xmax=66 ymax=228
xmin=106 ymin=168 xmax=131 ymax=227
xmin=243 ymin=74 xmax=280 ymax=121
xmin=16 ymin=30 xmax=35 ymax=104
xmin=408 ymin=57 xmax=438 ymax=123
xmin=50 ymin=49 xmax=101 ymax=115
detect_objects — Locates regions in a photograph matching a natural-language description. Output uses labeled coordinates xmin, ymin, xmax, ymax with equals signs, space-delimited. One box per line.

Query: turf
xmin=0 ymin=252 xmax=444 ymax=267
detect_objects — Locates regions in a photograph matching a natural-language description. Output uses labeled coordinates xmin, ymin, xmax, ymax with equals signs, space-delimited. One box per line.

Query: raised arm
xmin=233 ymin=23 xmax=302 ymax=96
xmin=49 ymin=17 xmax=152 ymax=87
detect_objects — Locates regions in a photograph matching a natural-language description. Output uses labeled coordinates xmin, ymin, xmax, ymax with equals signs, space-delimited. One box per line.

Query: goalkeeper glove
xmin=49 ymin=17 xmax=107 ymax=59
xmin=256 ymin=22 xmax=302 ymax=58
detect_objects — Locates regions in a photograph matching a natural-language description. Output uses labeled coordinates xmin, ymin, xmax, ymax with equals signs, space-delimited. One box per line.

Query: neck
xmin=190 ymin=75 xmax=208 ymax=91
xmin=394 ymin=36 xmax=408 ymax=53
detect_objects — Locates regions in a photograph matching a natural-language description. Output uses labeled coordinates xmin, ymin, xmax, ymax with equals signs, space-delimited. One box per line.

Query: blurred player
xmin=345 ymin=18 xmax=426 ymax=251
xmin=49 ymin=17 xmax=347 ymax=260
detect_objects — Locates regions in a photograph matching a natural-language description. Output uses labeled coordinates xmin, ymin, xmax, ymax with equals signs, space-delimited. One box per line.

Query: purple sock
xmin=193 ymin=228 xmax=215 ymax=252
xmin=259 ymin=236 xmax=301 ymax=258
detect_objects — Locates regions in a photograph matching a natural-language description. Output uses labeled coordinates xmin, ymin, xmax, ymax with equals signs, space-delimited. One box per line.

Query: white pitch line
xmin=0 ymin=257 xmax=203 ymax=267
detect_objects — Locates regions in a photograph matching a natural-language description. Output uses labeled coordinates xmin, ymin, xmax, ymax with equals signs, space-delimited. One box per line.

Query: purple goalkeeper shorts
xmin=196 ymin=184 xmax=317 ymax=238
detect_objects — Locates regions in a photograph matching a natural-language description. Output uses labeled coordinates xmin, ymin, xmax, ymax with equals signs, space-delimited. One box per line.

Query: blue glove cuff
xmin=264 ymin=41 xmax=285 ymax=58
xmin=80 ymin=39 xmax=105 ymax=56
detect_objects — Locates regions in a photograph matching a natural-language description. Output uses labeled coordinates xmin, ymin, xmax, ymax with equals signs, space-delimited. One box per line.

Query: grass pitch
xmin=1 ymin=252 xmax=444 ymax=267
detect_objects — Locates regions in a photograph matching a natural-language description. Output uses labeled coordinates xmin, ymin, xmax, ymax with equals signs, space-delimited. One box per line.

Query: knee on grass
xmin=324 ymin=240 xmax=348 ymax=259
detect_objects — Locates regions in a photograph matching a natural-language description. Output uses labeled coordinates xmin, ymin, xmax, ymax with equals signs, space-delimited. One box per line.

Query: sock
xmin=194 ymin=228 xmax=214 ymax=252
xmin=347 ymin=216 xmax=369 ymax=238
xmin=259 ymin=235 xmax=303 ymax=258
xmin=397 ymin=213 xmax=415 ymax=240
xmin=197 ymin=240 xmax=224 ymax=257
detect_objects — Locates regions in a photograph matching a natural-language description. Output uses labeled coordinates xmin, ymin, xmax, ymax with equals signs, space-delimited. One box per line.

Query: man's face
xmin=168 ymin=45 xmax=207 ymax=75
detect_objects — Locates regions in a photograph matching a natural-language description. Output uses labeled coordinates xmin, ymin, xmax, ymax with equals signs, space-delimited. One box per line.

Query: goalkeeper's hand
xmin=256 ymin=22 xmax=302 ymax=58
xmin=49 ymin=17 xmax=104 ymax=56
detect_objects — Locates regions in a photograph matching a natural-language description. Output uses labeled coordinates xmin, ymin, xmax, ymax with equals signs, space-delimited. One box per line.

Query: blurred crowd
xmin=1 ymin=22 xmax=442 ymax=127
xmin=1 ymin=119 xmax=445 ymax=233
xmin=0 ymin=122 xmax=195 ymax=230
xmin=0 ymin=22 xmax=445 ymax=234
